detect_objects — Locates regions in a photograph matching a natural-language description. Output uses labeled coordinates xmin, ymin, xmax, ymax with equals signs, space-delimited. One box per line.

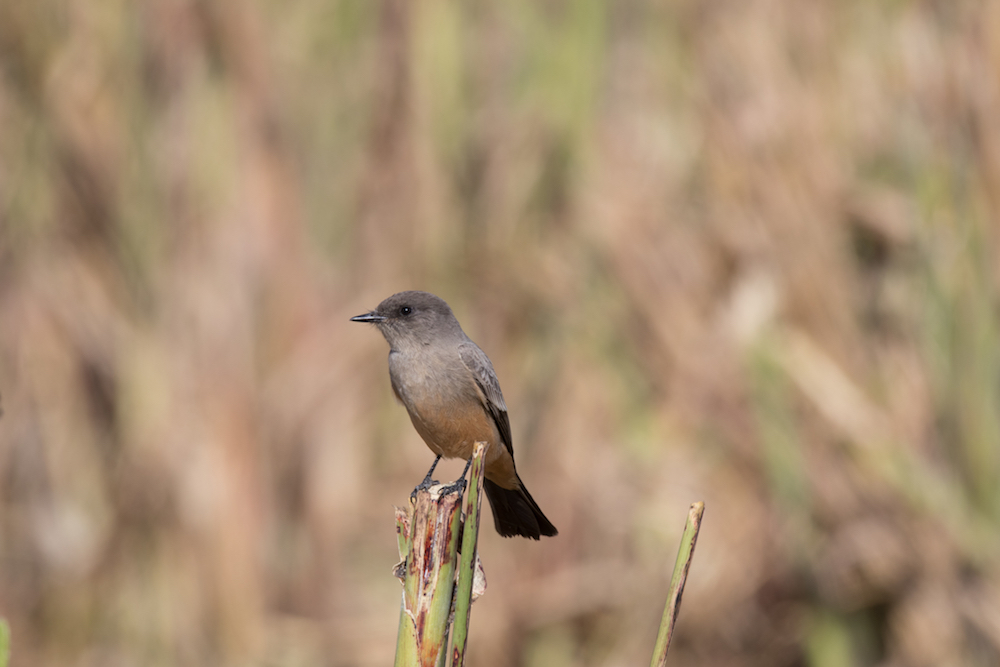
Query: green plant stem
xmin=650 ymin=501 xmax=705 ymax=667
xmin=394 ymin=483 xmax=464 ymax=667
xmin=0 ymin=618 xmax=9 ymax=667
xmin=450 ymin=442 xmax=487 ymax=667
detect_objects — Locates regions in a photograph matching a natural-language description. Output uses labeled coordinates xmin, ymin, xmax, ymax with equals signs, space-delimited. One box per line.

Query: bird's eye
xmin=399 ymin=306 xmax=412 ymax=316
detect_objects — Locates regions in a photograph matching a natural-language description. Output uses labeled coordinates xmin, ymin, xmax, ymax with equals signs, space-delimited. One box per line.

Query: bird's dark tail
xmin=483 ymin=477 xmax=558 ymax=539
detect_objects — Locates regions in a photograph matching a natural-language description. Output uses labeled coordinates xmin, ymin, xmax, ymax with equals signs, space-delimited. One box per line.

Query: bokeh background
xmin=2 ymin=1 xmax=1000 ymax=665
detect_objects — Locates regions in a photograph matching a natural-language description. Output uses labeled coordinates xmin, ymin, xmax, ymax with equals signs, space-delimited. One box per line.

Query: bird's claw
xmin=410 ymin=476 xmax=440 ymax=501
xmin=438 ymin=477 xmax=467 ymax=498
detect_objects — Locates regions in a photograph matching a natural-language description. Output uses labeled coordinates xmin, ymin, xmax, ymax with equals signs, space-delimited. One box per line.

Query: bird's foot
xmin=438 ymin=476 xmax=467 ymax=498
xmin=410 ymin=454 xmax=444 ymax=500
xmin=410 ymin=476 xmax=440 ymax=501
xmin=437 ymin=456 xmax=473 ymax=497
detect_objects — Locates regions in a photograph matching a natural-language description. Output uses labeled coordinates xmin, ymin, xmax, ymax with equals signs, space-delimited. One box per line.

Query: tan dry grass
xmin=1 ymin=1 xmax=999 ymax=666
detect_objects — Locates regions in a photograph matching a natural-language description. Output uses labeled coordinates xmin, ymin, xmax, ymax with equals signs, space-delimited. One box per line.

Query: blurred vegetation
xmin=1 ymin=1 xmax=1000 ymax=666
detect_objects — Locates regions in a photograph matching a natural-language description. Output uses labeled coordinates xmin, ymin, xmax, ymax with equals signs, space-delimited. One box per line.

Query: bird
xmin=351 ymin=291 xmax=557 ymax=539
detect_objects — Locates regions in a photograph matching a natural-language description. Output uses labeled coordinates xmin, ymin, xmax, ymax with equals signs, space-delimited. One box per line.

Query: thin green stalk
xmin=650 ymin=501 xmax=705 ymax=667
xmin=0 ymin=618 xmax=9 ymax=667
xmin=450 ymin=442 xmax=487 ymax=667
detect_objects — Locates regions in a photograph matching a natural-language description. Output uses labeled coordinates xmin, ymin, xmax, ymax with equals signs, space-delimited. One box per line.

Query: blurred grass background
xmin=1 ymin=0 xmax=1000 ymax=665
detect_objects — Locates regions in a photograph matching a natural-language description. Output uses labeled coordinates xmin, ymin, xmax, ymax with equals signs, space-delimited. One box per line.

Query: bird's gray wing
xmin=458 ymin=342 xmax=513 ymax=457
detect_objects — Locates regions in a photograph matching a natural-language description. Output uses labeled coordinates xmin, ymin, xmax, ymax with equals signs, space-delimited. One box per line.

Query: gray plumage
xmin=351 ymin=290 xmax=557 ymax=539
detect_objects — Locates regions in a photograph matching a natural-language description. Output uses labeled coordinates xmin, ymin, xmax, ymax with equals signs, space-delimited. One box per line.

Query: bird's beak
xmin=350 ymin=311 xmax=386 ymax=323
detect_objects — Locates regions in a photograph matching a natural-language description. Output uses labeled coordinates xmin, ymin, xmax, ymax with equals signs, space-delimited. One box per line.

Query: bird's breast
xmin=387 ymin=350 xmax=498 ymax=458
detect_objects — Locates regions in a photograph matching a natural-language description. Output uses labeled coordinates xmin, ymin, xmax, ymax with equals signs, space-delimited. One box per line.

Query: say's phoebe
xmin=351 ymin=291 xmax=557 ymax=539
